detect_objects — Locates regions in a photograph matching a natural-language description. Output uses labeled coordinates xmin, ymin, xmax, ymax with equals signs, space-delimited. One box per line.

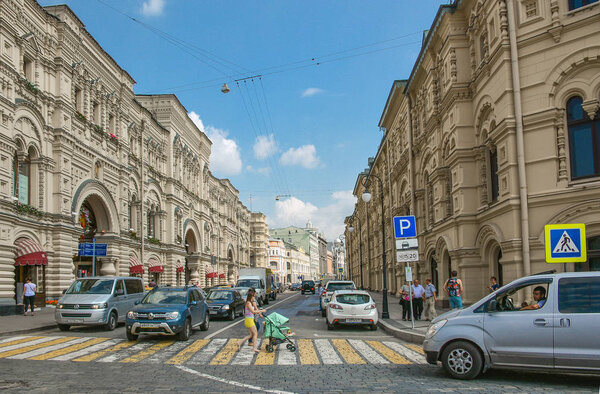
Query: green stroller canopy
xmin=266 ymin=312 xmax=289 ymax=326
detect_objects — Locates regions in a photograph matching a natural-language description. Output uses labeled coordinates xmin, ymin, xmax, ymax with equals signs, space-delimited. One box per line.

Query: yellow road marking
xmin=0 ymin=336 xmax=45 ymax=349
xmin=0 ymin=337 xmax=77 ymax=359
xmin=405 ymin=343 xmax=425 ymax=355
xmin=165 ymin=339 xmax=209 ymax=365
xmin=254 ymin=341 xmax=275 ymax=365
xmin=210 ymin=339 xmax=240 ymax=365
xmin=331 ymin=339 xmax=365 ymax=364
xmin=298 ymin=339 xmax=319 ymax=365
xmin=120 ymin=340 xmax=175 ymax=363
xmin=73 ymin=340 xmax=137 ymax=362
xmin=366 ymin=341 xmax=411 ymax=365
xmin=29 ymin=338 xmax=109 ymax=361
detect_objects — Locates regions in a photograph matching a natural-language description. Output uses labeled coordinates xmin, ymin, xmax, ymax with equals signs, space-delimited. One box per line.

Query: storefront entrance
xmin=13 ymin=237 xmax=48 ymax=308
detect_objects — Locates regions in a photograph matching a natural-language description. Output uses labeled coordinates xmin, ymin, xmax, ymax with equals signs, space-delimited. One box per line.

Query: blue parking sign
xmin=393 ymin=216 xmax=417 ymax=239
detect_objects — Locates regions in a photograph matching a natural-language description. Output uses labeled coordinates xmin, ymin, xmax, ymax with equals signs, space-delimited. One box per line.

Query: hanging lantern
xmin=221 ymin=83 xmax=230 ymax=94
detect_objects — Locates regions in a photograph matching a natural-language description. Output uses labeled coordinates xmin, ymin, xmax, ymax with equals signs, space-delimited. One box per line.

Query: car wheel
xmin=441 ymin=341 xmax=483 ymax=380
xmin=126 ymin=330 xmax=138 ymax=341
xmin=321 ymin=309 xmax=326 ymax=317
xmin=178 ymin=318 xmax=191 ymax=341
xmin=264 ymin=296 xmax=269 ymax=305
xmin=200 ymin=313 xmax=210 ymax=331
xmin=301 ymin=291 xmax=305 ymax=295
xmin=57 ymin=324 xmax=70 ymax=331
xmin=273 ymin=292 xmax=277 ymax=301
xmin=228 ymin=309 xmax=235 ymax=321
xmin=326 ymin=319 xmax=335 ymax=330
xmin=104 ymin=311 xmax=118 ymax=331
xmin=370 ymin=324 xmax=378 ymax=331
xmin=266 ymin=344 xmax=274 ymax=353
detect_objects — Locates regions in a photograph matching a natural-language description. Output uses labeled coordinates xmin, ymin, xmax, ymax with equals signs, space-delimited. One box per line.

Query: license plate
xmin=209 ymin=311 xmax=217 ymax=315
xmin=66 ymin=319 xmax=83 ymax=323
xmin=140 ymin=323 xmax=158 ymax=328
xmin=346 ymin=318 xmax=362 ymax=323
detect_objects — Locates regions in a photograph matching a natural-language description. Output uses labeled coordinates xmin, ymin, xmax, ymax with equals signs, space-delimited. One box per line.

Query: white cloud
xmin=188 ymin=111 xmax=242 ymax=176
xmin=141 ymin=0 xmax=165 ymax=16
xmin=246 ymin=165 xmax=271 ymax=175
xmin=301 ymin=87 xmax=324 ymax=98
xmin=280 ymin=145 xmax=320 ymax=169
xmin=253 ymin=134 xmax=278 ymax=160
xmin=267 ymin=191 xmax=356 ymax=240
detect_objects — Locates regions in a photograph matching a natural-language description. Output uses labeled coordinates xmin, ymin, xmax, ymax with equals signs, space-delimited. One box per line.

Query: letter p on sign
xmin=393 ymin=216 xmax=417 ymax=239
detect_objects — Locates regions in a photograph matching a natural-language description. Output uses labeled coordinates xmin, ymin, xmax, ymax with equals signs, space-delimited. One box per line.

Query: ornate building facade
xmin=346 ymin=0 xmax=600 ymax=305
xmin=0 ymin=1 xmax=266 ymax=313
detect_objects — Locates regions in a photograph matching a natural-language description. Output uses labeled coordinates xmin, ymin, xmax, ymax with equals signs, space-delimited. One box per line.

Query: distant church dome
xmin=306 ymin=220 xmax=313 ymax=228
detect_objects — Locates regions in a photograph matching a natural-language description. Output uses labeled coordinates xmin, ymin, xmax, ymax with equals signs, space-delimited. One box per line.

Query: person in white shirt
xmin=23 ymin=277 xmax=36 ymax=316
xmin=423 ymin=278 xmax=438 ymax=321
xmin=412 ymin=280 xmax=425 ymax=320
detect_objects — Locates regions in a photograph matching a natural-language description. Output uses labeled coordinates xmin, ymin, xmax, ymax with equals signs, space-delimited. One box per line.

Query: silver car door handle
xmin=533 ymin=318 xmax=548 ymax=326
xmin=560 ymin=318 xmax=571 ymax=327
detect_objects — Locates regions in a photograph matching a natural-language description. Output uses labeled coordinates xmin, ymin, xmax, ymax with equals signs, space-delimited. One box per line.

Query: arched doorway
xmin=227 ymin=248 xmax=234 ymax=284
xmin=184 ymin=228 xmax=199 ymax=285
xmin=74 ymin=194 xmax=113 ymax=277
xmin=14 ymin=237 xmax=47 ymax=307
xmin=495 ymin=249 xmax=503 ymax=286
xmin=429 ymin=252 xmax=439 ymax=291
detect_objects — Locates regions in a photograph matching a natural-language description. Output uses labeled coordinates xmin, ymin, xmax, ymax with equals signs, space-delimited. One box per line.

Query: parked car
xmin=206 ymin=289 xmax=245 ymax=320
xmin=290 ymin=283 xmax=301 ymax=291
xmin=320 ymin=280 xmax=356 ymax=316
xmin=325 ymin=290 xmax=378 ymax=331
xmin=55 ymin=276 xmax=145 ymax=331
xmin=126 ymin=285 xmax=209 ymax=341
xmin=233 ymin=287 xmax=250 ymax=299
xmin=423 ymin=271 xmax=600 ymax=380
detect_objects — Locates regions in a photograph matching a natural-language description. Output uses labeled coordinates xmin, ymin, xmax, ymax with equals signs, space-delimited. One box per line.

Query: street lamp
xmin=360 ymin=171 xmax=389 ymax=319
xmin=348 ymin=215 xmax=364 ymax=290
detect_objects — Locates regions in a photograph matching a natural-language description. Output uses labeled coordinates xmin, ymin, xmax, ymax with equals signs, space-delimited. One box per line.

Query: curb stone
xmin=377 ymin=319 xmax=425 ymax=345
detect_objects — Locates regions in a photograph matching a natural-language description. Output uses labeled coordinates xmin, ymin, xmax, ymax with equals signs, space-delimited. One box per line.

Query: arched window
xmin=568 ymin=96 xmax=600 ymax=179
xmin=576 ymin=236 xmax=600 ymax=272
xmin=12 ymin=148 xmax=33 ymax=205
xmin=488 ymin=145 xmax=499 ymax=202
xmin=147 ymin=204 xmax=155 ymax=238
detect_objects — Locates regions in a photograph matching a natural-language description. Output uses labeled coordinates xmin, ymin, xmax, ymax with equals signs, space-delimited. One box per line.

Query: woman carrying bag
xmin=23 ymin=277 xmax=37 ymax=316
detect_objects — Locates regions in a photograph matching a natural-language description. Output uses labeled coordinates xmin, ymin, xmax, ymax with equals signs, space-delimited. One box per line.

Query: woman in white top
xmin=23 ymin=277 xmax=36 ymax=316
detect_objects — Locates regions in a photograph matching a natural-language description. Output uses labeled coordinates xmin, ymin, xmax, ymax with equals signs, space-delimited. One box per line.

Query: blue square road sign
xmin=393 ymin=216 xmax=417 ymax=239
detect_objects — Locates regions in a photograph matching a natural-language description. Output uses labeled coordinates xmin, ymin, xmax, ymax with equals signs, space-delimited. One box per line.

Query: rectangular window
xmin=74 ymin=87 xmax=82 ymax=112
xmin=18 ymin=159 xmax=29 ymax=205
xmin=93 ymin=102 xmax=100 ymax=124
xmin=570 ymin=124 xmax=596 ymax=178
xmin=558 ymin=277 xmax=600 ymax=313
xmin=490 ymin=148 xmax=499 ymax=201
xmin=569 ymin=0 xmax=598 ymax=10
xmin=23 ymin=56 xmax=33 ymax=80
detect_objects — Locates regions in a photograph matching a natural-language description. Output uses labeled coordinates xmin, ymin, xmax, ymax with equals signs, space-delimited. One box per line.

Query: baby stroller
xmin=263 ymin=312 xmax=296 ymax=353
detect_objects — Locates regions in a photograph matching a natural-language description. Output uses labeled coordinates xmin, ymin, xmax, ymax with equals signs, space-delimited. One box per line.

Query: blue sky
xmin=39 ymin=0 xmax=448 ymax=240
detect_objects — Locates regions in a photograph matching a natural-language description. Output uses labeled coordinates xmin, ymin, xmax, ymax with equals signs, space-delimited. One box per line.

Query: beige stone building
xmin=346 ymin=0 xmax=600 ymax=306
xmin=250 ymin=212 xmax=269 ymax=268
xmin=0 ymin=1 xmax=267 ymax=314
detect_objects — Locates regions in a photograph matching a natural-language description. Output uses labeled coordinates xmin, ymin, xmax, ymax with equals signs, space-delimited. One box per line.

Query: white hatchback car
xmin=325 ymin=290 xmax=378 ymax=331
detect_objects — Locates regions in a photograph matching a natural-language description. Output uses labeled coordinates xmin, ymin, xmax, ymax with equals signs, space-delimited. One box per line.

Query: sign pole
xmin=407 ymin=262 xmax=414 ymax=329
xmin=92 ymin=238 xmax=96 ymax=276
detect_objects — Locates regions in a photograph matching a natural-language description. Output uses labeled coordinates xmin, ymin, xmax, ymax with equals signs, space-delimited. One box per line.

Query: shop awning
xmin=205 ymin=264 xmax=217 ymax=278
xmin=14 ymin=238 xmax=48 ymax=266
xmin=129 ymin=256 xmax=144 ymax=274
xmin=219 ymin=273 xmax=226 ymax=278
xmin=176 ymin=260 xmax=184 ymax=273
xmin=148 ymin=258 xmax=164 ymax=273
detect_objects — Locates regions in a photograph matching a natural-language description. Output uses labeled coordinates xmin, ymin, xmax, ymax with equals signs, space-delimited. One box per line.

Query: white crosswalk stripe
xmin=277 ymin=339 xmax=297 ymax=365
xmin=51 ymin=339 xmax=124 ymax=361
xmin=8 ymin=337 xmax=89 ymax=359
xmin=231 ymin=339 xmax=261 ymax=365
xmin=0 ymin=336 xmax=30 ymax=345
xmin=188 ymin=338 xmax=227 ymax=365
xmin=348 ymin=339 xmax=389 ymax=364
xmin=0 ymin=336 xmax=61 ymax=352
xmin=143 ymin=341 xmax=191 ymax=364
xmin=314 ymin=339 xmax=342 ymax=364
xmin=96 ymin=341 xmax=153 ymax=363
xmin=382 ymin=341 xmax=426 ymax=364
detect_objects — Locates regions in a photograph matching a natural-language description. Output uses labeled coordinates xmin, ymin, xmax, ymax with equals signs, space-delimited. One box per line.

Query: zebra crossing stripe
xmin=0 ymin=336 xmax=44 ymax=349
xmin=331 ymin=339 xmax=366 ymax=365
xmin=0 ymin=337 xmax=60 ymax=353
xmin=52 ymin=339 xmax=124 ymax=361
xmin=0 ymin=337 xmax=77 ymax=359
xmin=144 ymin=341 xmax=191 ymax=364
xmin=277 ymin=339 xmax=297 ymax=365
xmin=210 ymin=339 xmax=240 ymax=365
xmin=120 ymin=340 xmax=176 ymax=363
xmin=73 ymin=340 xmax=137 ymax=362
xmin=0 ymin=336 xmax=30 ymax=345
xmin=28 ymin=337 xmax=109 ymax=361
xmin=9 ymin=337 xmax=90 ymax=360
xmin=254 ymin=341 xmax=276 ymax=365
xmin=405 ymin=343 xmax=425 ymax=355
xmin=382 ymin=341 xmax=426 ymax=364
xmin=314 ymin=339 xmax=342 ymax=364
xmin=96 ymin=342 xmax=153 ymax=363
xmin=165 ymin=339 xmax=209 ymax=365
xmin=188 ymin=338 xmax=227 ymax=365
xmin=367 ymin=341 xmax=411 ymax=364
xmin=297 ymin=339 xmax=319 ymax=365
xmin=230 ymin=339 xmax=261 ymax=365
xmin=348 ymin=339 xmax=389 ymax=364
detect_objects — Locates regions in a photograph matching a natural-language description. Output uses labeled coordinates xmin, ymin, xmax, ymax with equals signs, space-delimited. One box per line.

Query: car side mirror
xmin=487 ymin=299 xmax=497 ymax=312
xmin=190 ymin=300 xmax=198 ymax=306
xmin=134 ymin=300 xmax=140 ymax=305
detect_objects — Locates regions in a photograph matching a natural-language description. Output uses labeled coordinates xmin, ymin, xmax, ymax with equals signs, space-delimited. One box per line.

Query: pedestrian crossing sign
xmin=544 ymin=223 xmax=587 ymax=263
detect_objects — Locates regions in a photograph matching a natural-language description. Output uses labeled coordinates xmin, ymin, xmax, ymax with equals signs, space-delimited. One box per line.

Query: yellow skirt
xmin=244 ymin=318 xmax=255 ymax=328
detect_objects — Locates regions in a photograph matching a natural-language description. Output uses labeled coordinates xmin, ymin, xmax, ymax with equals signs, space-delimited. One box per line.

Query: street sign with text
xmin=405 ymin=266 xmax=413 ymax=282
xmin=396 ymin=238 xmax=418 ymax=250
xmin=393 ymin=216 xmax=417 ymax=239
xmin=78 ymin=243 xmax=107 ymax=257
xmin=397 ymin=250 xmax=419 ymax=262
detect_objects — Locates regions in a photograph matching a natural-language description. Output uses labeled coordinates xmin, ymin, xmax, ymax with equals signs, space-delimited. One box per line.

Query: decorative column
xmin=100 ymin=257 xmax=117 ymax=276
xmin=187 ymin=254 xmax=201 ymax=286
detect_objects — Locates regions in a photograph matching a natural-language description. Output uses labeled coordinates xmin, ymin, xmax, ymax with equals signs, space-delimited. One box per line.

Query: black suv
xmin=301 ymin=280 xmax=316 ymax=295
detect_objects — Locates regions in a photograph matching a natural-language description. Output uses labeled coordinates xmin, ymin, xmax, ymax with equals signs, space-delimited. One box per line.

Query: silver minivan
xmin=55 ymin=276 xmax=145 ymax=331
xmin=423 ymin=271 xmax=600 ymax=379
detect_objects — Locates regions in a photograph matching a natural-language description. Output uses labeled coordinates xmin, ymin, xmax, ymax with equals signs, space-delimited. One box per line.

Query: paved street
xmin=1 ymin=291 xmax=598 ymax=393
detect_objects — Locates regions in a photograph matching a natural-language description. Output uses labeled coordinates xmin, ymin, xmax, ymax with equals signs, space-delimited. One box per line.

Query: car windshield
xmin=327 ymin=283 xmax=355 ymax=291
xmin=207 ymin=291 xmax=233 ymax=301
xmin=237 ymin=279 xmax=260 ymax=288
xmin=141 ymin=290 xmax=187 ymax=304
xmin=303 ymin=281 xmax=314 ymax=286
xmin=66 ymin=279 xmax=114 ymax=294
xmin=336 ymin=294 xmax=371 ymax=305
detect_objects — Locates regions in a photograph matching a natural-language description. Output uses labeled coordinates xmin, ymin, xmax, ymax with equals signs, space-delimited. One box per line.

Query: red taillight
xmin=311 ymin=287 xmax=314 ymax=291
xmin=329 ymin=303 xmax=343 ymax=310
xmin=364 ymin=303 xmax=376 ymax=310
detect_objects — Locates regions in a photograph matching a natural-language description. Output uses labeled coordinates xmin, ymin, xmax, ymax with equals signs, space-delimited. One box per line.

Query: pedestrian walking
xmin=412 ymin=279 xmax=425 ymax=320
xmin=238 ymin=288 xmax=265 ymax=353
xmin=248 ymin=288 xmax=262 ymax=346
xmin=399 ymin=282 xmax=411 ymax=321
xmin=487 ymin=276 xmax=499 ymax=293
xmin=444 ymin=270 xmax=464 ymax=310
xmin=423 ymin=278 xmax=437 ymax=321
xmin=23 ymin=277 xmax=36 ymax=316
